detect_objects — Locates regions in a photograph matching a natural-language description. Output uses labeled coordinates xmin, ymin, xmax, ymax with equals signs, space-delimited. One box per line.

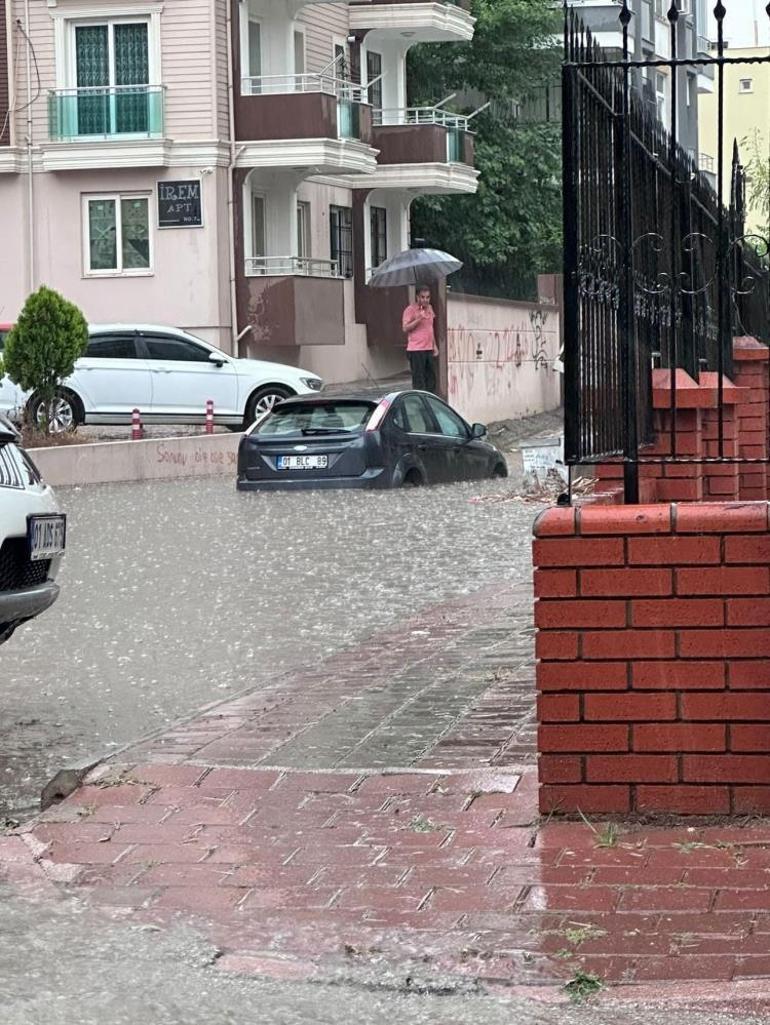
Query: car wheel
xmin=402 ymin=469 xmax=423 ymax=487
xmin=244 ymin=385 xmax=293 ymax=428
xmin=491 ymin=462 xmax=508 ymax=479
xmin=29 ymin=389 xmax=82 ymax=434
xmin=0 ymin=622 xmax=18 ymax=645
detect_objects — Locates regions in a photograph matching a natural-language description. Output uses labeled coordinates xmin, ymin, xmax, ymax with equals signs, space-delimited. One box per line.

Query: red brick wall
xmin=590 ymin=338 xmax=769 ymax=506
xmin=534 ymin=502 xmax=770 ymax=816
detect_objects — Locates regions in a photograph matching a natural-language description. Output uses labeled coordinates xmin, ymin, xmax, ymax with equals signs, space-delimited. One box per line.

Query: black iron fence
xmin=562 ymin=0 xmax=770 ymax=502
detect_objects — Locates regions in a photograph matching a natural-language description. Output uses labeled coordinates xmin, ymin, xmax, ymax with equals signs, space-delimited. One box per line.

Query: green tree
xmin=742 ymin=129 xmax=770 ymax=243
xmin=3 ymin=286 xmax=88 ymax=433
xmin=407 ymin=0 xmax=562 ymax=299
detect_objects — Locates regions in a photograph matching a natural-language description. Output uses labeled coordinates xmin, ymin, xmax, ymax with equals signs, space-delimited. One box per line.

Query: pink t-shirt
xmin=402 ymin=303 xmax=436 ymax=352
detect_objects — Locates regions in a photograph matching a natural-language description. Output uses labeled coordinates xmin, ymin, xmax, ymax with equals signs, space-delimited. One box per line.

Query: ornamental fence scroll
xmin=562 ymin=0 xmax=770 ymax=503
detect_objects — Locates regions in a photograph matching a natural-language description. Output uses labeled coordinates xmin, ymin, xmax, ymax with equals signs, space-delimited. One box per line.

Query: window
xmin=84 ymin=194 xmax=151 ymax=275
xmin=370 ymin=206 xmax=387 ymax=269
xmin=73 ymin=21 xmax=150 ymax=135
xmin=424 ymin=396 xmax=468 ymax=439
xmin=256 ymin=400 xmax=374 ymax=436
xmin=739 ymin=78 xmax=754 ymax=93
xmin=297 ymin=201 xmax=310 ymax=260
xmin=294 ymin=30 xmax=305 ymax=75
xmin=142 ymin=335 xmax=211 ymax=362
xmin=251 ymin=194 xmax=266 ymax=258
xmin=85 ymin=334 xmax=138 ymax=359
xmin=399 ymin=394 xmax=433 ymax=434
xmin=655 ymin=71 xmax=667 ymax=122
xmin=366 ymin=51 xmax=382 ymax=109
xmin=641 ymin=0 xmax=653 ymax=42
xmin=329 ymin=204 xmax=353 ymax=277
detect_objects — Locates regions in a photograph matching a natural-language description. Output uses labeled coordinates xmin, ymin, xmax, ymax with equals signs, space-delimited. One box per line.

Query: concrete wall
xmin=446 ymin=293 xmax=562 ymax=425
xmin=32 ymin=432 xmax=241 ymax=487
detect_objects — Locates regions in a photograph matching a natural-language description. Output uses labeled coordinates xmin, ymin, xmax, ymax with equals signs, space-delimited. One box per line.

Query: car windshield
xmin=255 ymin=401 xmax=375 ymax=436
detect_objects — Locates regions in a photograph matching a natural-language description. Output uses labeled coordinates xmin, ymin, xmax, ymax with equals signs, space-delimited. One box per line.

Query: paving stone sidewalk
xmin=4 ymin=578 xmax=770 ymax=1007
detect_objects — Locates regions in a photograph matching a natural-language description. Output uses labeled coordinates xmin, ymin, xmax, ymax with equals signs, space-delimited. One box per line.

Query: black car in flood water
xmin=236 ymin=391 xmax=508 ymax=490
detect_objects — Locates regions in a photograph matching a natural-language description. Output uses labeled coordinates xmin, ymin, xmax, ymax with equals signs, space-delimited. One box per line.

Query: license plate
xmin=27 ymin=514 xmax=66 ymax=561
xmin=276 ymin=455 xmax=328 ymax=470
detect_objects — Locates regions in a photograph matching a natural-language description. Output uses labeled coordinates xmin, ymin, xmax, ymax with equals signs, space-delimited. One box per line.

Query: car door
xmin=393 ymin=393 xmax=445 ymax=484
xmin=138 ymin=332 xmax=240 ymax=419
xmin=70 ymin=332 xmax=152 ymax=418
xmin=422 ymin=395 xmax=487 ymax=482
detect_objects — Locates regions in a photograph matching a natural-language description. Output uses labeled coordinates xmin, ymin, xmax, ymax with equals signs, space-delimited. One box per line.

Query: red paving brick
xmin=5 ymin=585 xmax=770 ymax=1002
xmin=7 ymin=758 xmax=770 ymax=995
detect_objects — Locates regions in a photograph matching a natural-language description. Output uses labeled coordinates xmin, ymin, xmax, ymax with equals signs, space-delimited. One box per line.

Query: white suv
xmin=0 ymin=418 xmax=64 ymax=645
xmin=1 ymin=324 xmax=324 ymax=431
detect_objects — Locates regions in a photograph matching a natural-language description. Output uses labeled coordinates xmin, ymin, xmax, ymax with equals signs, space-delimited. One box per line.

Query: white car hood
xmin=234 ymin=358 xmax=317 ymax=382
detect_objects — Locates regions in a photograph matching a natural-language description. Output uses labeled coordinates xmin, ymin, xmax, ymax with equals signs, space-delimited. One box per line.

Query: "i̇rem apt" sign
xmin=157 ymin=180 xmax=203 ymax=228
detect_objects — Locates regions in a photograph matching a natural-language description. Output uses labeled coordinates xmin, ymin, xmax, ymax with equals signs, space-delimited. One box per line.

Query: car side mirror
xmin=209 ymin=351 xmax=226 ymax=367
xmin=471 ymin=423 xmax=487 ymax=439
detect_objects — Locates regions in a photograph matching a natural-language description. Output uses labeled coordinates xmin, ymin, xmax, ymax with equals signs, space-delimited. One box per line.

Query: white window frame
xmin=52 ymin=4 xmax=163 ymax=93
xmin=297 ymin=200 xmax=310 ymax=260
xmin=240 ymin=11 xmax=262 ymax=94
xmin=293 ymin=26 xmax=306 ymax=76
xmin=245 ymin=188 xmax=268 ymax=260
xmin=82 ymin=191 xmax=154 ymax=278
xmin=739 ymin=78 xmax=754 ymax=94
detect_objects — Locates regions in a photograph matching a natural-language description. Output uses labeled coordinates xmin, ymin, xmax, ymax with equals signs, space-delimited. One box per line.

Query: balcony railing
xmin=373 ymin=106 xmax=470 ymax=131
xmin=245 ymin=256 xmax=341 ymax=278
xmin=48 ymin=85 xmax=164 ymax=141
xmin=241 ymin=74 xmax=368 ymax=103
xmin=699 ymin=152 xmax=715 ymax=173
xmin=697 ymin=34 xmax=714 ymax=54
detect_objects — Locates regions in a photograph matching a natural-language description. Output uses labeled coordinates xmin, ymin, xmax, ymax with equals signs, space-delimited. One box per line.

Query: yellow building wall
xmin=699 ymin=48 xmax=769 ymax=236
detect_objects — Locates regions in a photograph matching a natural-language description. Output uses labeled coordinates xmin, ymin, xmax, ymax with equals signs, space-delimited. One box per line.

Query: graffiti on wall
xmin=447 ymin=309 xmax=554 ymax=372
xmin=530 ymin=309 xmax=551 ymax=370
xmin=446 ymin=305 xmax=561 ymax=419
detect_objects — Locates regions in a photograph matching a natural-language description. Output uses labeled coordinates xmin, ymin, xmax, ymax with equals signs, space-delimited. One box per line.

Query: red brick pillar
xmin=732 ymin=337 xmax=769 ymax=501
xmin=699 ymin=372 xmax=741 ymax=501
xmin=534 ymin=501 xmax=770 ymax=816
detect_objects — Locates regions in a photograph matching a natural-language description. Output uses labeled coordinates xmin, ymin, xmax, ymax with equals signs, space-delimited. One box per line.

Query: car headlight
xmin=300 ymin=377 xmax=323 ymax=391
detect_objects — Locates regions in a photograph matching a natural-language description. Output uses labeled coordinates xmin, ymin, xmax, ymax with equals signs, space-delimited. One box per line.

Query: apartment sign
xmin=157 ymin=180 xmax=203 ymax=228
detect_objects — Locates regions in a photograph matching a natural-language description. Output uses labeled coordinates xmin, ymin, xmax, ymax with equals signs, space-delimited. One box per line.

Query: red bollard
xmin=205 ymin=399 xmax=214 ymax=435
xmin=131 ymin=408 xmax=143 ymax=440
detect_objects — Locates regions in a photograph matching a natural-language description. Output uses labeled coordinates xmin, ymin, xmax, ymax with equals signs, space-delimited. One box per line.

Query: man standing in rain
xmin=402 ymin=285 xmax=439 ymax=393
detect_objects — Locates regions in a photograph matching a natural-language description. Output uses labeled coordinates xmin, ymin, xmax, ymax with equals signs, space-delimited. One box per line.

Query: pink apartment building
xmin=0 ymin=0 xmax=477 ymax=383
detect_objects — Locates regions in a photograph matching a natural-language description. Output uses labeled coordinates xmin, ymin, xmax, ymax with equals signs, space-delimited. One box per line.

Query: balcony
xmin=348 ymin=0 xmax=474 ymax=43
xmin=43 ymin=85 xmax=167 ymax=170
xmin=343 ymin=106 xmax=478 ymax=194
xmin=234 ymin=74 xmax=377 ymax=175
xmin=237 ymin=260 xmax=346 ymax=350
xmin=375 ymin=106 xmax=473 ymax=162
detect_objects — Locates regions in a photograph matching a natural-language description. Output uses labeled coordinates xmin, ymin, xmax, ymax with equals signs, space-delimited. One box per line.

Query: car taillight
xmin=365 ymin=399 xmax=390 ymax=432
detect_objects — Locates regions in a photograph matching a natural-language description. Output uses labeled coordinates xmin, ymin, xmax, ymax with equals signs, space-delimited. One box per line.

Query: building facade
xmin=0 ymin=0 xmax=478 ymax=382
xmin=699 ymin=48 xmax=770 ymax=234
xmin=569 ymin=0 xmax=714 ymax=160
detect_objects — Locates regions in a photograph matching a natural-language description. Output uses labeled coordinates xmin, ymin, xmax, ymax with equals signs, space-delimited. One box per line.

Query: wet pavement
xmin=5 ymin=575 xmax=770 ymax=1013
xmin=0 ymin=474 xmax=541 ymax=817
xmin=2 ymin=889 xmax=764 ymax=1025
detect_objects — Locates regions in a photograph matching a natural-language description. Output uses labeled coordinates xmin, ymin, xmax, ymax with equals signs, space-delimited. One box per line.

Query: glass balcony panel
xmin=48 ymin=86 xmax=164 ymax=141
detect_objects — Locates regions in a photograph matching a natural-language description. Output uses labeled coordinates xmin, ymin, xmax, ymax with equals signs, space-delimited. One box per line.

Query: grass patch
xmin=577 ymin=809 xmax=619 ymax=849
xmin=564 ymin=969 xmax=603 ymax=1003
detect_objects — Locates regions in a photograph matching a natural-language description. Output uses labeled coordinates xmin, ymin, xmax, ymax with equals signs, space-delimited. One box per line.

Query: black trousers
xmin=409 ymin=351 xmax=437 ymax=394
